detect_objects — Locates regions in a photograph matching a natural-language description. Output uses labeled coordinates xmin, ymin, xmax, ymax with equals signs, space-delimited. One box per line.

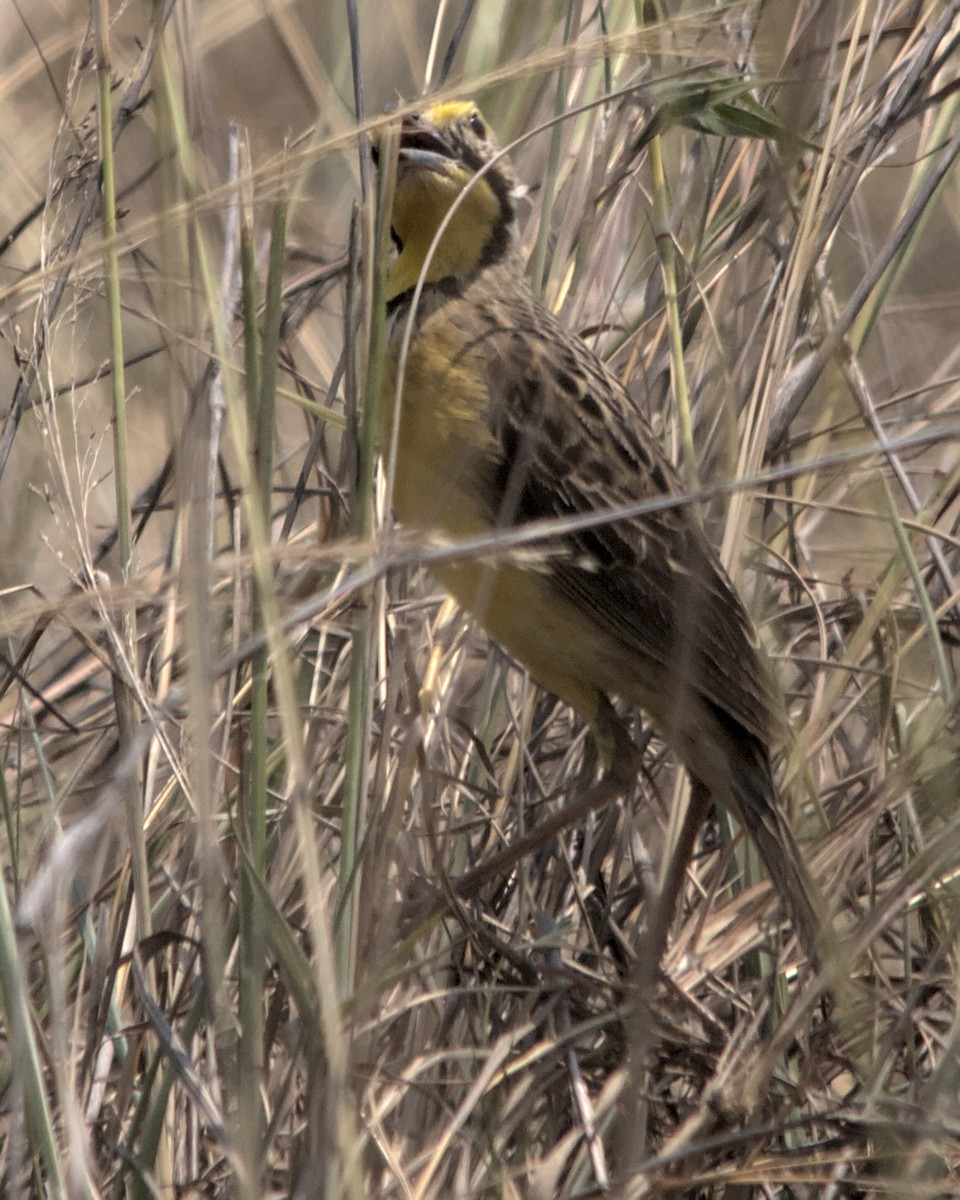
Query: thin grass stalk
xmin=240 ymin=144 xmax=263 ymax=432
xmin=647 ymin=132 xmax=696 ymax=490
xmin=0 ymin=760 xmax=16 ymax=900
xmin=423 ymin=0 xmax=450 ymax=89
xmin=237 ymin=186 xmax=265 ymax=1189
xmin=527 ymin=1 xmax=577 ymax=298
xmin=93 ymin=9 xmax=160 ymax=1188
xmin=346 ymin=0 xmax=369 ymax=203
xmin=257 ymin=203 xmax=286 ymax=516
xmin=150 ymin=28 xmax=237 ymax=1197
xmin=132 ymin=37 xmax=192 ymax=1190
xmin=336 ymin=211 xmax=369 ymax=998
xmin=94 ymin=5 xmax=133 ymax=583
xmin=238 ymin=193 xmax=287 ymax=1185
xmin=156 ymin=38 xmax=226 ymax=883
xmin=337 ymin=132 xmax=392 ymax=995
xmin=881 ymin=472 xmax=952 ymax=701
xmin=0 ymin=874 xmax=65 ymax=1193
xmin=94 ymin=2 xmax=153 ymax=986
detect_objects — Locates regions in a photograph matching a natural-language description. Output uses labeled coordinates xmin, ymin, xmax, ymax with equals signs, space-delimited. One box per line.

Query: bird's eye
xmin=467 ymin=111 xmax=487 ymax=138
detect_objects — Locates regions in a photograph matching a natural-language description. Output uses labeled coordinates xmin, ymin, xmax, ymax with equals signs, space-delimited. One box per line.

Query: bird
xmin=372 ymin=100 xmax=822 ymax=961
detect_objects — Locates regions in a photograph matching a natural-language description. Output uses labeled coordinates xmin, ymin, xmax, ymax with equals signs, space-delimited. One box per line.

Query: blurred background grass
xmin=1 ymin=1 xmax=959 ymax=1196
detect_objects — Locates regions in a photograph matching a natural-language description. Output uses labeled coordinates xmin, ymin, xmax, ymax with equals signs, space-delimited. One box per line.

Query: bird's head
xmin=372 ymin=101 xmax=523 ymax=297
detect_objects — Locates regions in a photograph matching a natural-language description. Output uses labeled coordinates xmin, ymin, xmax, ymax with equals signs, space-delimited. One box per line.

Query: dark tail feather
xmin=729 ymin=745 xmax=823 ymax=965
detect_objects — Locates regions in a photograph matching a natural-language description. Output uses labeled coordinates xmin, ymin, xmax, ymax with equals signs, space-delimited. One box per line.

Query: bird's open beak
xmin=372 ymin=116 xmax=455 ymax=175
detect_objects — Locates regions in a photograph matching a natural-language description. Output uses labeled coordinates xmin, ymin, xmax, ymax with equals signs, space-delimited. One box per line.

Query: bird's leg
xmin=408 ymin=699 xmax=639 ymax=918
xmin=594 ymin=696 xmax=713 ymax=964
xmin=448 ymin=760 xmax=629 ymax=904
xmin=616 ymin=773 xmax=715 ymax=1171
xmin=595 ymin=698 xmax=716 ymax=1168
xmin=594 ymin=694 xmax=644 ymax=789
xmin=404 ymin=699 xmax=708 ymax=940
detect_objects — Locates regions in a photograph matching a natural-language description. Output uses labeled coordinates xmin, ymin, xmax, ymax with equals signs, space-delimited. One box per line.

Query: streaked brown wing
xmin=478 ymin=289 xmax=780 ymax=745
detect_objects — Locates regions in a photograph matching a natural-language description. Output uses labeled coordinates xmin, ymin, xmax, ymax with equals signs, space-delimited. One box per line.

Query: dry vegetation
xmin=1 ymin=1 xmax=959 ymax=1196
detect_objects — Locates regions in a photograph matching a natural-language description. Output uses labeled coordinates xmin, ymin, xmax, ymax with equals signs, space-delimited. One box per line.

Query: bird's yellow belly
xmin=381 ymin=316 xmax=494 ymax=534
xmin=435 ymin=556 xmax=605 ymax=721
xmin=382 ymin=324 xmax=606 ymax=720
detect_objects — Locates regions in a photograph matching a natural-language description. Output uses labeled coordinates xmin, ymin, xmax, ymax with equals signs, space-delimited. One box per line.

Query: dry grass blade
xmin=0 ymin=2 xmax=958 ymax=1197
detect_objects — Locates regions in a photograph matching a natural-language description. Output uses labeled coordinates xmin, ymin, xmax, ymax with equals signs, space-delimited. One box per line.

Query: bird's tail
xmin=728 ymin=742 xmax=824 ymax=966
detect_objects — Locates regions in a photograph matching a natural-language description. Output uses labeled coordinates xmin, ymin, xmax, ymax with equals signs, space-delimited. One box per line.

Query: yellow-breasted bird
xmin=374 ymin=100 xmax=821 ymax=959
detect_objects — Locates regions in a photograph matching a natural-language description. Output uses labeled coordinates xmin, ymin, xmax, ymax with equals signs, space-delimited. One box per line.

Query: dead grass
xmin=1 ymin=1 xmax=959 ymax=1196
